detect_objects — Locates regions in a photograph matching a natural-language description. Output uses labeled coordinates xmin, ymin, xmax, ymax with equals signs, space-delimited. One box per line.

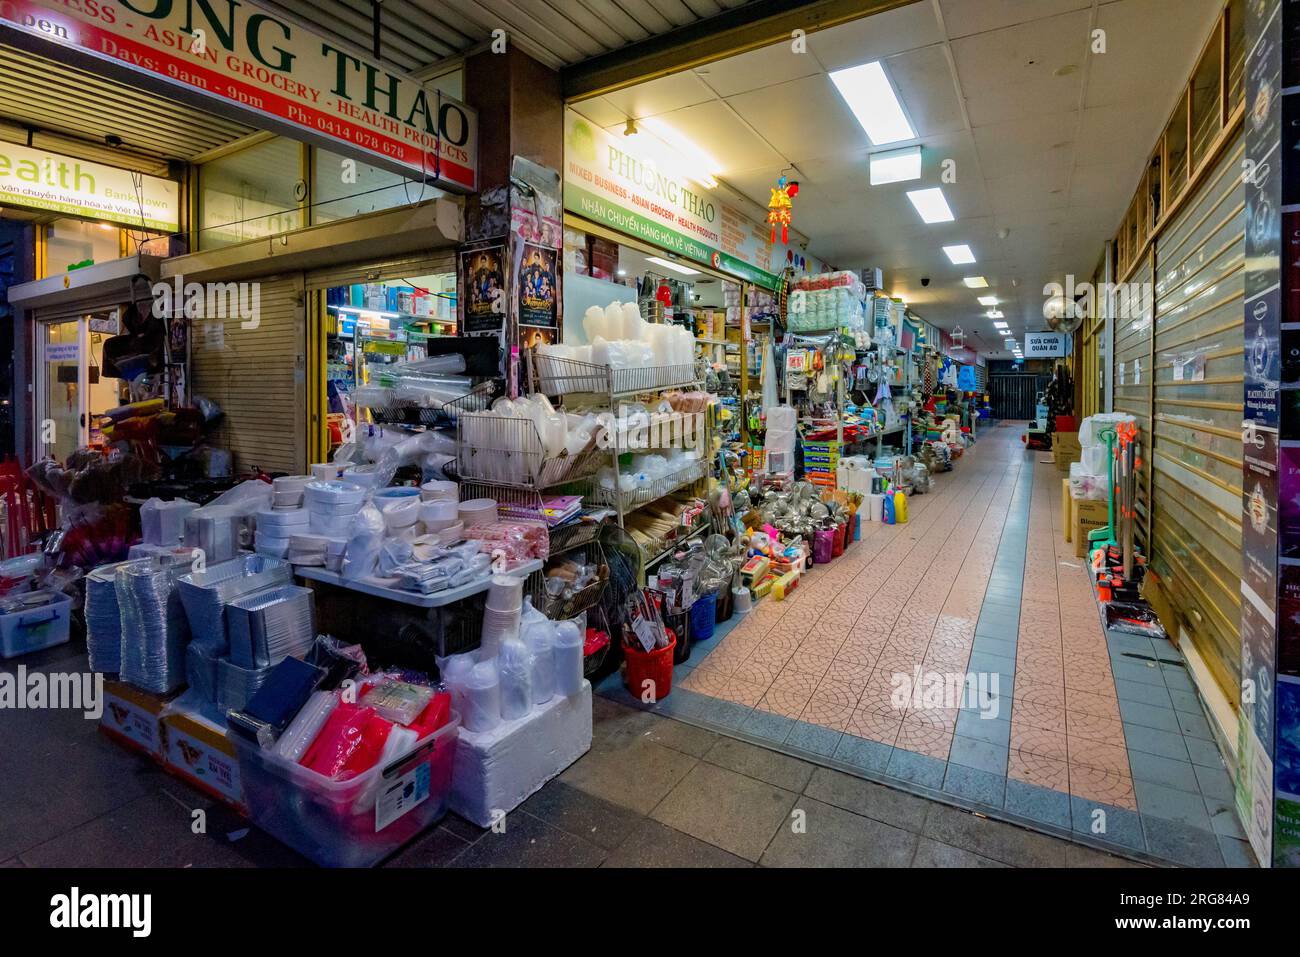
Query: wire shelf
xmin=361 ymin=379 xmax=496 ymax=427
xmin=528 ymin=351 xmax=701 ymax=398
xmin=588 ymin=459 xmax=708 ymax=513
xmin=456 ymin=412 xmax=604 ymax=488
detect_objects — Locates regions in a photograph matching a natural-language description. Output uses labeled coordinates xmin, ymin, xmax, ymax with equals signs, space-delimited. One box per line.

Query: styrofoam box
xmin=450 ymin=681 xmax=592 ymax=827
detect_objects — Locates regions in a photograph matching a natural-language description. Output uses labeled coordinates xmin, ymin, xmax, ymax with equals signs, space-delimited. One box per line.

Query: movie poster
xmin=517 ymin=243 xmax=558 ymax=329
xmin=459 ymin=245 xmax=506 ymax=336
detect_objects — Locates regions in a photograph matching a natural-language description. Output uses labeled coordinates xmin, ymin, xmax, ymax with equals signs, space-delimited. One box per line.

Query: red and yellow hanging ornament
xmin=768 ymin=175 xmax=799 ymax=244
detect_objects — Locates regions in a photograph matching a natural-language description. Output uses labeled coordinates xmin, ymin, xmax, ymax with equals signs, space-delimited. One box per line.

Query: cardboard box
xmin=1074 ymin=499 xmax=1111 ymax=557
xmin=99 ymin=680 xmax=170 ymax=759
xmin=162 ymin=695 xmax=246 ymax=812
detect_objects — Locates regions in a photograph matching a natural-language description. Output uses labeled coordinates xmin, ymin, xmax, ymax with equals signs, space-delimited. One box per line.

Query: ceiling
xmin=569 ymin=0 xmax=1225 ymax=357
xmin=261 ymin=0 xmax=760 ymax=74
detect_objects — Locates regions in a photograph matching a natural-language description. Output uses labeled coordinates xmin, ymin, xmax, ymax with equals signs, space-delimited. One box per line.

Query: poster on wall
xmin=459 ymin=245 xmax=506 ymax=337
xmin=517 ymin=244 xmax=559 ymax=330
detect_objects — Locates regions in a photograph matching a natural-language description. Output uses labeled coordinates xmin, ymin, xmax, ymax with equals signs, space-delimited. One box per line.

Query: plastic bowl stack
xmin=304 ymin=480 xmax=365 ymax=537
xmin=420 ymin=479 xmax=458 ymax=502
xmin=272 ymin=475 xmax=312 ymax=508
xmin=458 ymin=498 xmax=497 ymax=528
xmin=480 ymin=574 xmax=524 ymax=660
xmin=255 ymin=505 xmax=310 ymax=558
xmin=374 ymin=487 xmax=421 ymax=535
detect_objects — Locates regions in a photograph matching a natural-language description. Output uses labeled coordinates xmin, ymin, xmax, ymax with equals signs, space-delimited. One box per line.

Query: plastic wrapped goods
xmin=497 ymin=639 xmax=533 ymax=720
xmin=117 ymin=558 xmax=191 ymax=694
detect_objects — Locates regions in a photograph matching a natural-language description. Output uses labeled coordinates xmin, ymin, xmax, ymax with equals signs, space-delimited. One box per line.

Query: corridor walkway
xmin=597 ymin=422 xmax=1251 ymax=867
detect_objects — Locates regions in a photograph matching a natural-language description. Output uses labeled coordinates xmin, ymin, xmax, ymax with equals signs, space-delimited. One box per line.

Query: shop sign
xmin=1023 ymin=331 xmax=1068 ymax=358
xmin=1 ymin=0 xmax=477 ymax=192
xmin=0 ymin=141 xmax=178 ymax=230
xmin=563 ymin=110 xmax=779 ymax=289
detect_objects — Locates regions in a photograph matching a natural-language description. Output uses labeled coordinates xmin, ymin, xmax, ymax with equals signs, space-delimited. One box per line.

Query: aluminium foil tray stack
xmin=226 ymin=584 xmax=316 ymax=669
xmin=176 ymin=554 xmax=292 ymax=649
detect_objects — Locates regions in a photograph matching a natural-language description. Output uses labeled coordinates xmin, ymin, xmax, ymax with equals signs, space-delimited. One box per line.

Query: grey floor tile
xmin=451 ymin=811 xmax=606 ymax=868
xmin=704 ymin=736 xmax=815 ymax=793
xmin=922 ymin=802 xmax=1068 ymax=867
xmin=949 ymin=734 xmax=1009 ymax=775
xmin=650 ymin=761 xmax=796 ymax=862
xmin=520 ymin=781 xmax=644 ymax=850
xmin=1070 ymin=798 xmax=1146 ymax=852
xmin=971 ymin=635 xmax=1017 ymax=659
xmin=1122 ymin=722 xmax=1190 ymax=762
xmin=942 ymin=763 xmax=1007 ymax=807
xmin=1141 ymin=816 xmax=1224 ymax=867
xmin=912 ymin=836 xmax=1009 ymax=867
xmin=968 ymin=650 xmax=1016 ymax=678
xmin=956 ymin=710 xmax=1012 ymax=745
xmin=785 ymin=720 xmax=843 ymax=757
xmin=1119 ymin=699 xmax=1182 ymax=733
xmin=1160 ymin=665 xmax=1196 ymax=693
xmin=638 ymin=715 xmax=719 ymax=757
xmin=1130 ymin=753 xmax=1200 ymax=793
xmin=651 ymin=687 xmax=711 ymax=720
xmin=1110 ymin=659 xmax=1167 ymax=687
xmin=385 ymin=826 xmax=471 ymax=868
xmin=1114 ymin=679 xmax=1173 ymax=708
xmin=1192 ymin=762 xmax=1236 ymax=801
xmin=0 ymin=859 xmax=21 ymax=867
xmin=1064 ymin=843 xmax=1146 ymax=868
xmin=760 ymin=797 xmax=918 ymax=867
xmin=1218 ymin=835 xmax=1258 ymax=868
xmin=1168 ymin=689 xmax=1203 ymax=715
xmin=834 ymin=733 xmax=893 ymax=772
xmin=1003 ymin=779 xmax=1072 ymax=829
xmin=560 ymin=735 xmax=697 ymax=815
xmin=1175 ymin=709 xmax=1214 ymax=740
xmin=887 ymin=749 xmax=947 ymax=789
xmin=1134 ymin=780 xmax=1212 ymax=829
xmin=602 ymin=819 xmax=751 ymax=868
xmin=699 ymin=697 xmax=753 ymax=730
xmin=738 ymin=708 xmax=797 ymax=744
xmin=802 ymin=766 xmax=932 ymax=831
xmin=1205 ymin=796 xmax=1247 ymax=839
xmin=440 ymin=812 xmax=489 ymax=845
xmin=975 ymin=618 xmax=1019 ymax=642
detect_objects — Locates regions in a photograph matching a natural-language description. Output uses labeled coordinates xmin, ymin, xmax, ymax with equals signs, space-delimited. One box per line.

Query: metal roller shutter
xmin=1114 ymin=250 xmax=1155 ymax=553
xmin=1149 ymin=132 xmax=1245 ymax=698
xmin=189 ymin=275 xmax=306 ymax=475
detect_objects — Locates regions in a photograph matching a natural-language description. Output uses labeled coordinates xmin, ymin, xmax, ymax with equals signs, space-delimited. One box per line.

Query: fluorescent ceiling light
xmin=963 ymin=276 xmax=988 ymax=288
xmin=869 ymin=145 xmax=922 ymax=185
xmin=829 ymin=61 xmax=916 ymax=146
xmin=637 ymin=117 xmax=721 ymax=189
xmin=905 ymin=187 xmax=955 ymax=224
xmin=646 ymin=256 xmax=701 ymax=276
xmin=978 ymin=296 xmax=999 ymax=306
xmin=944 ymin=244 xmax=976 ymax=265
xmin=986 ymin=309 xmax=1004 ymax=319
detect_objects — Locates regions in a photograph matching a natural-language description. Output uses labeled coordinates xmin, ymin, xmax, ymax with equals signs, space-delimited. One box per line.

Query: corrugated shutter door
xmin=189 ymin=275 xmax=305 ymax=475
xmin=1113 ymin=253 xmax=1154 ymax=552
xmin=1150 ymin=132 xmax=1245 ymax=697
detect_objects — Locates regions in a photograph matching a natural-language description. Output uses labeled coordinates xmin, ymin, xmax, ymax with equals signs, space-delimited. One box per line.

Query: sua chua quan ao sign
xmin=1 ymin=0 xmax=477 ymax=191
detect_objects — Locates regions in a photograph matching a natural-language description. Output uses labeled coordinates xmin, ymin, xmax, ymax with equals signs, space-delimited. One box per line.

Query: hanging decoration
xmin=768 ymin=175 xmax=799 ymax=244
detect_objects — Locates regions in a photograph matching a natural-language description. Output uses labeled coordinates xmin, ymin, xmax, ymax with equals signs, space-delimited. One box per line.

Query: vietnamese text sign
xmin=1 ymin=0 xmax=477 ymax=192
xmin=563 ymin=110 xmax=778 ymax=288
xmin=0 ymin=140 xmax=178 ymax=230
xmin=1023 ymin=331 xmax=1067 ymax=358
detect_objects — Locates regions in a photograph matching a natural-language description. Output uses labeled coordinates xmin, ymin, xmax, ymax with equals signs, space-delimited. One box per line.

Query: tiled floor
xmin=597 ymin=422 xmax=1255 ymax=867
xmin=0 ymin=634 xmax=1138 ymax=867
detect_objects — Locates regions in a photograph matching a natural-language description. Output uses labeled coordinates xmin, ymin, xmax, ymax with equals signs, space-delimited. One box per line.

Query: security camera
xmin=921 ymin=277 xmax=931 ymax=287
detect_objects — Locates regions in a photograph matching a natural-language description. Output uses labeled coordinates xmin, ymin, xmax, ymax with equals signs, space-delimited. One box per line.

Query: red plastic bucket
xmin=832 ymin=522 xmax=846 ymax=557
xmin=623 ymin=633 xmax=677 ymax=703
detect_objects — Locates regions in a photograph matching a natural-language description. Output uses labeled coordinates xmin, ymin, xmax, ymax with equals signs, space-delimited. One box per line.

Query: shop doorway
xmin=987 ymin=374 xmax=1047 ymax=421
xmin=35 ymin=309 xmax=124 ymax=460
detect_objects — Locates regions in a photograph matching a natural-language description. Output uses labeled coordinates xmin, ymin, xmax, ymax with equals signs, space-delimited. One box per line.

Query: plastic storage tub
xmin=0 ymin=591 xmax=72 ymax=658
xmin=232 ymin=713 xmax=460 ymax=867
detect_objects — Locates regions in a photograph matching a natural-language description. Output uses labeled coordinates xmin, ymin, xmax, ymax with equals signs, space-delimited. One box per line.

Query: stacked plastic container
xmin=304 ymin=480 xmax=366 ymax=537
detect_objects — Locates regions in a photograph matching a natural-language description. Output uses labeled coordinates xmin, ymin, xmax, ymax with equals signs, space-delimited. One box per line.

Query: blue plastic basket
xmin=690 ymin=592 xmax=717 ymax=643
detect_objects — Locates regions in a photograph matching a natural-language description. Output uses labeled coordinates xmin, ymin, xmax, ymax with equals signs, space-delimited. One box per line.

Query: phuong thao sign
xmin=0 ymin=141 xmax=178 ymax=230
xmin=563 ymin=110 xmax=779 ymax=288
xmin=0 ymin=0 xmax=477 ymax=192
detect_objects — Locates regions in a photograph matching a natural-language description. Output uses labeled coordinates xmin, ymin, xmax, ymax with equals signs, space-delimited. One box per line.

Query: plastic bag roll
xmin=462 ymin=661 xmax=501 ymax=733
xmin=275 ymin=690 xmax=339 ymax=761
xmin=552 ymin=621 xmax=585 ymax=697
xmin=498 ymin=639 xmax=533 ymax=720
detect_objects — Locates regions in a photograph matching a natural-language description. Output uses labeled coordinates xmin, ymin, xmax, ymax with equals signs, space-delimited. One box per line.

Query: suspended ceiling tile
xmin=971 ymin=112 xmax=1077 ymax=173
xmin=727 ymin=74 xmax=870 ymax=165
xmin=950 ymin=9 xmax=1092 ymax=127
xmin=630 ymin=99 xmax=787 ymax=174
xmin=569 ymin=96 xmax=629 ymax=129
xmin=805 ymin=1 xmax=945 ymax=69
xmin=694 ymin=41 xmax=824 ymax=98
xmin=883 ymin=44 xmax=966 ymax=139
xmin=938 ymin=0 xmax=1094 ymax=40
xmin=1085 ymin=0 xmax=1223 ymax=111
xmin=602 ymin=70 xmax=719 ymax=119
